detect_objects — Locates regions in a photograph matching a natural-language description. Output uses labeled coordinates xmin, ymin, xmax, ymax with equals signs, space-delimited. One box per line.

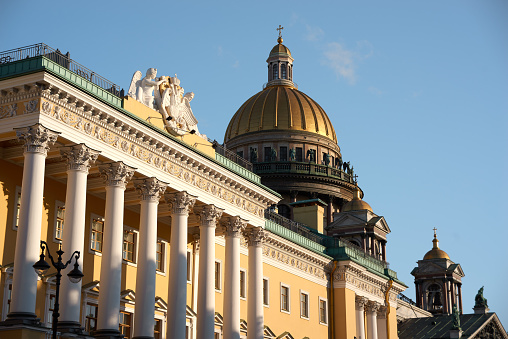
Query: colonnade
xmin=355 ymin=296 xmax=388 ymax=339
xmin=4 ymin=123 xmax=267 ymax=339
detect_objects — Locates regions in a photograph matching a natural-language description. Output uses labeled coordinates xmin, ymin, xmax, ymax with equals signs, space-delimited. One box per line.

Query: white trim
xmin=187 ymin=249 xmax=192 ymax=283
xmin=53 ymin=200 xmax=65 ymax=243
xmin=89 ymin=213 xmax=104 ymax=256
xmin=280 ymin=282 xmax=290 ymax=314
xmin=239 ymin=268 xmax=247 ymax=300
xmin=156 ymin=238 xmax=168 ymax=276
xmin=122 ymin=225 xmax=139 ymax=267
xmin=318 ymin=297 xmax=328 ymax=326
xmin=299 ymin=289 xmax=310 ymax=320
xmin=215 ymin=259 xmax=222 ymax=293
xmin=263 ymin=277 xmax=270 ymax=308
xmin=12 ymin=186 xmax=21 ymax=230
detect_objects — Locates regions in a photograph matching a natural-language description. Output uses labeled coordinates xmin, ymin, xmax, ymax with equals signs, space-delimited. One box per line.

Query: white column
xmin=377 ymin=306 xmax=388 ymax=339
xmin=196 ymin=205 xmax=223 ymax=339
xmin=133 ymin=178 xmax=167 ymax=339
xmin=59 ymin=144 xmax=99 ymax=331
xmin=366 ymin=301 xmax=380 ymax=339
xmin=222 ymin=217 xmax=247 ymax=339
xmin=355 ymin=296 xmax=368 ymax=339
xmin=166 ymin=191 xmax=196 ymax=339
xmin=96 ymin=162 xmax=135 ymax=337
xmin=7 ymin=124 xmax=58 ymax=324
xmin=245 ymin=227 xmax=267 ymax=339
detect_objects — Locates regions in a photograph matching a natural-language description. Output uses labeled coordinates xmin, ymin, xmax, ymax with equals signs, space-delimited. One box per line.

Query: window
xmin=272 ymin=63 xmax=278 ymax=80
xmin=427 ymin=284 xmax=443 ymax=311
xmin=2 ymin=279 xmax=12 ymax=321
xmin=215 ymin=260 xmax=222 ymax=291
xmin=264 ymin=147 xmax=271 ymax=162
xmin=47 ymin=294 xmax=55 ymax=324
xmin=280 ymin=146 xmax=287 ymax=161
xmin=85 ymin=303 xmax=98 ymax=332
xmin=187 ymin=250 xmax=192 ymax=282
xmin=154 ymin=319 xmax=162 ymax=339
xmin=13 ymin=186 xmax=21 ymax=229
xmin=156 ymin=240 xmax=165 ymax=272
xmin=295 ymin=147 xmax=303 ymax=162
xmin=237 ymin=150 xmax=244 ymax=159
xmin=281 ymin=63 xmax=287 ymax=79
xmin=240 ymin=270 xmax=246 ymax=299
xmin=91 ymin=217 xmax=104 ymax=252
xmin=119 ymin=311 xmax=132 ymax=338
xmin=263 ymin=278 xmax=269 ymax=306
xmin=54 ymin=202 xmax=65 ymax=241
xmin=123 ymin=229 xmax=136 ymax=263
xmin=281 ymin=284 xmax=290 ymax=313
xmin=300 ymin=291 xmax=309 ymax=319
xmin=319 ymin=298 xmax=328 ymax=325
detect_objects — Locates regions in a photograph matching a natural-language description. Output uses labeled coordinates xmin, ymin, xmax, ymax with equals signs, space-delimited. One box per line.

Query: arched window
xmin=427 ymin=284 xmax=443 ymax=311
xmin=273 ymin=64 xmax=278 ymax=80
xmin=281 ymin=63 xmax=287 ymax=79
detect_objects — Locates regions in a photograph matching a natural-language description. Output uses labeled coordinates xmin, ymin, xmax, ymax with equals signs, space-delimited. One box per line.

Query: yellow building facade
xmin=0 ymin=41 xmax=405 ymax=339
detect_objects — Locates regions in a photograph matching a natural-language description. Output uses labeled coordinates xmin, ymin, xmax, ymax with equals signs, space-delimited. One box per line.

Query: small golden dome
xmin=342 ymin=186 xmax=373 ymax=212
xmin=423 ymin=231 xmax=450 ymax=260
xmin=269 ymin=42 xmax=292 ymax=58
xmin=225 ymin=86 xmax=337 ymax=143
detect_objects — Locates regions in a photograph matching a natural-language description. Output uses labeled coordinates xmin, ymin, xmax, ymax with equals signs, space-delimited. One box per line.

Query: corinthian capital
xmin=222 ymin=216 xmax=247 ymax=238
xmin=15 ymin=123 xmax=59 ymax=155
xmin=60 ymin=143 xmax=100 ymax=172
xmin=367 ymin=301 xmax=381 ymax=313
xmin=244 ymin=227 xmax=268 ymax=246
xmin=197 ymin=204 xmax=224 ymax=227
xmin=134 ymin=177 xmax=167 ymax=202
xmin=99 ymin=161 xmax=135 ymax=188
xmin=166 ymin=191 xmax=197 ymax=214
xmin=355 ymin=296 xmax=369 ymax=309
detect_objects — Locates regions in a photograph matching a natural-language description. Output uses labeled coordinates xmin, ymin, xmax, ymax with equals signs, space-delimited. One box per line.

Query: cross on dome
xmin=276 ymin=25 xmax=284 ymax=38
xmin=433 ymin=227 xmax=437 ymax=237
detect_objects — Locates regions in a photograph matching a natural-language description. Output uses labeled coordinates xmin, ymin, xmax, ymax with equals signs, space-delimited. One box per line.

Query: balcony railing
xmin=397 ymin=293 xmax=417 ymax=306
xmin=254 ymin=161 xmax=354 ymax=183
xmin=0 ymin=43 xmax=124 ymax=97
xmin=264 ymin=210 xmax=324 ymax=244
xmin=211 ymin=140 xmax=253 ymax=172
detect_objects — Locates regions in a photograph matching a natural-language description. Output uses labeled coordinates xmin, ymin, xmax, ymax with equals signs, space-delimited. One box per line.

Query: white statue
xmin=128 ymin=69 xmax=205 ymax=139
xmin=128 ymin=68 xmax=166 ymax=109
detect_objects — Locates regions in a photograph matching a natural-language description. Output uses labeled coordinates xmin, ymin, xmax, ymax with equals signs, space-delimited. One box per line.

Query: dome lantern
xmin=266 ymin=25 xmax=295 ymax=88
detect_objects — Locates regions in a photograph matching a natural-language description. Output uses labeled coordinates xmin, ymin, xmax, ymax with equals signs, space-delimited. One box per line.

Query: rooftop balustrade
xmin=254 ymin=161 xmax=355 ymax=183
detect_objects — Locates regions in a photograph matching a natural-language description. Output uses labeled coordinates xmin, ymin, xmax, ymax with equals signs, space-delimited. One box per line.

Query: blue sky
xmin=2 ymin=0 xmax=507 ymax=324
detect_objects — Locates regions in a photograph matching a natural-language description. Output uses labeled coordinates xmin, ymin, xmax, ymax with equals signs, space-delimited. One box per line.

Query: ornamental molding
xmin=0 ymin=80 xmax=275 ymax=220
xmin=60 ymin=143 xmax=100 ymax=172
xmin=15 ymin=123 xmax=59 ymax=155
xmin=165 ymin=191 xmax=196 ymax=214
xmin=134 ymin=177 xmax=168 ymax=202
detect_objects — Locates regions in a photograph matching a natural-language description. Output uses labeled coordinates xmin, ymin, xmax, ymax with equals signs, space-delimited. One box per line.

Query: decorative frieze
xmin=99 ymin=161 xmax=135 ymax=188
xmin=134 ymin=177 xmax=168 ymax=202
xmin=166 ymin=191 xmax=196 ymax=214
xmin=60 ymin=143 xmax=100 ymax=172
xmin=15 ymin=123 xmax=59 ymax=155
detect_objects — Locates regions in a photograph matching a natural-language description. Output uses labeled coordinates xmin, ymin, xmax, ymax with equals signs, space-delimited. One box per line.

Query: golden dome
xmin=269 ymin=41 xmax=292 ymax=58
xmin=423 ymin=231 xmax=450 ymax=260
xmin=342 ymin=186 xmax=373 ymax=212
xmin=225 ymin=86 xmax=337 ymax=143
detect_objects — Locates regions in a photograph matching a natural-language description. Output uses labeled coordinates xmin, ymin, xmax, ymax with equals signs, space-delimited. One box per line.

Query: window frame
xmin=53 ymin=200 xmax=65 ymax=243
xmin=119 ymin=310 xmax=133 ymax=338
xmin=319 ymin=297 xmax=328 ymax=325
xmin=156 ymin=238 xmax=168 ymax=275
xmin=240 ymin=269 xmax=247 ymax=300
xmin=89 ymin=214 xmax=104 ymax=256
xmin=122 ymin=226 xmax=139 ymax=266
xmin=280 ymin=283 xmax=290 ymax=314
xmin=84 ymin=302 xmax=99 ymax=333
xmin=12 ymin=186 xmax=21 ymax=230
xmin=187 ymin=249 xmax=192 ymax=283
xmin=214 ymin=259 xmax=222 ymax=292
xmin=300 ymin=290 xmax=310 ymax=320
xmin=263 ymin=277 xmax=270 ymax=307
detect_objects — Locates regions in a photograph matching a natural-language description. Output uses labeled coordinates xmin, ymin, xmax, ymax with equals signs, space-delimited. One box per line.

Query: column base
xmin=0 ymin=312 xmax=41 ymax=326
xmin=58 ymin=321 xmax=84 ymax=334
xmin=93 ymin=329 xmax=125 ymax=339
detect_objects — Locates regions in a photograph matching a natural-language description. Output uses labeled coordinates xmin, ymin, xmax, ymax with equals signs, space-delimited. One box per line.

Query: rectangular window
xmin=263 ymin=278 xmax=269 ymax=306
xmin=47 ymin=294 xmax=55 ymax=324
xmin=240 ymin=270 xmax=246 ymax=299
xmin=187 ymin=250 xmax=192 ymax=282
xmin=55 ymin=204 xmax=65 ymax=241
xmin=300 ymin=292 xmax=309 ymax=319
xmin=91 ymin=218 xmax=104 ymax=252
xmin=319 ymin=298 xmax=328 ymax=324
xmin=296 ymin=147 xmax=303 ymax=162
xmin=281 ymin=284 xmax=290 ymax=312
xmin=264 ymin=147 xmax=271 ymax=162
xmin=119 ymin=311 xmax=132 ymax=338
xmin=215 ymin=261 xmax=221 ymax=291
xmin=156 ymin=241 xmax=164 ymax=272
xmin=280 ymin=146 xmax=288 ymax=161
xmin=123 ymin=230 xmax=136 ymax=263
xmin=154 ymin=319 xmax=162 ymax=339
xmin=85 ymin=303 xmax=98 ymax=332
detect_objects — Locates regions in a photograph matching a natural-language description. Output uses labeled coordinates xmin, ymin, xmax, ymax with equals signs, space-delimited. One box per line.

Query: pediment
xmin=215 ymin=312 xmax=223 ymax=325
xmin=412 ymin=261 xmax=447 ymax=276
xmin=369 ymin=216 xmax=391 ymax=234
xmin=264 ymin=326 xmax=276 ymax=338
xmin=276 ymin=332 xmax=294 ymax=339
xmin=448 ymin=263 xmax=465 ymax=277
xmin=82 ymin=280 xmax=100 ymax=294
xmin=120 ymin=289 xmax=135 ymax=303
xmin=186 ymin=305 xmax=197 ymax=318
xmin=155 ymin=297 xmax=168 ymax=311
xmin=329 ymin=213 xmax=367 ymax=228
xmin=471 ymin=314 xmax=508 ymax=339
xmin=240 ymin=319 xmax=248 ymax=332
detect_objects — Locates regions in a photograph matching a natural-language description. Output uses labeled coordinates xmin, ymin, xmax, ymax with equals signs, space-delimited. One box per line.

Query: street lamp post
xmin=33 ymin=240 xmax=84 ymax=339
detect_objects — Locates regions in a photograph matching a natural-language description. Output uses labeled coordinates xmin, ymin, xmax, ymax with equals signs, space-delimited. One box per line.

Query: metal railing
xmin=264 ymin=210 xmax=324 ymax=244
xmin=210 ymin=140 xmax=253 ymax=171
xmin=254 ymin=161 xmax=354 ymax=183
xmin=397 ymin=293 xmax=417 ymax=306
xmin=0 ymin=43 xmax=124 ymax=97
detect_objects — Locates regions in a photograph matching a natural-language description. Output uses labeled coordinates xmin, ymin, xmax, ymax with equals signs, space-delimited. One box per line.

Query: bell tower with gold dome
xmin=225 ymin=29 xmax=362 ymax=229
xmin=411 ymin=229 xmax=465 ymax=315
